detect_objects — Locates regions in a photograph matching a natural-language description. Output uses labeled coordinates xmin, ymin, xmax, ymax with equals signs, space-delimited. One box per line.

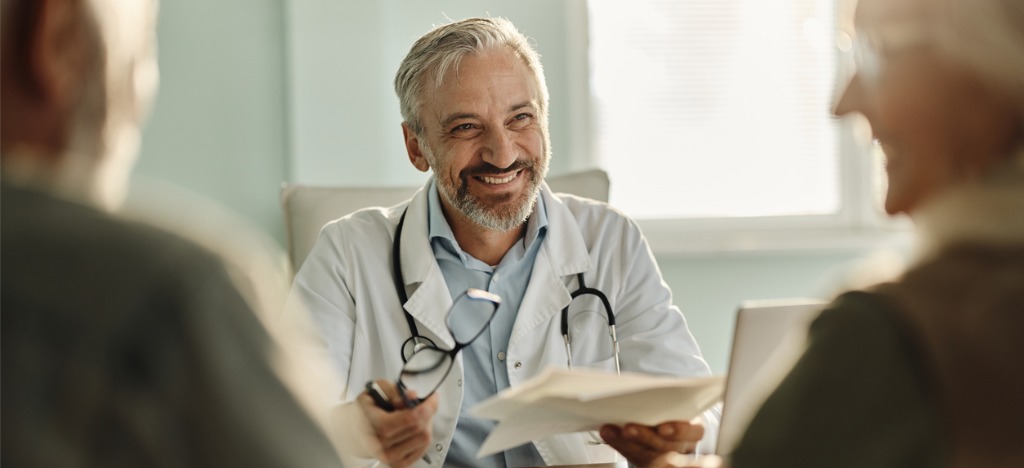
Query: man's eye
xmin=509 ymin=113 xmax=533 ymax=127
xmin=451 ymin=123 xmax=476 ymax=133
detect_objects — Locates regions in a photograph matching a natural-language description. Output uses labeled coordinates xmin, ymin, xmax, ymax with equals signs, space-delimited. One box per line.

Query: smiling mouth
xmin=477 ymin=170 xmax=521 ymax=185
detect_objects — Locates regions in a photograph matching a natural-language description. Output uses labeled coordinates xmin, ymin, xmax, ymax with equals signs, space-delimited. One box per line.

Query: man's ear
xmin=30 ymin=0 xmax=94 ymax=107
xmin=402 ymin=122 xmax=431 ymax=173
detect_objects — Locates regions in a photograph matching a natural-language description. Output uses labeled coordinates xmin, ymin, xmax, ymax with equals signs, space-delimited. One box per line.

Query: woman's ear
xmin=402 ymin=122 xmax=431 ymax=172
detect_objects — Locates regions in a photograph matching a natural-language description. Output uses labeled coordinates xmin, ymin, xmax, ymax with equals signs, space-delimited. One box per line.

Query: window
xmin=588 ymin=0 xmax=903 ymax=252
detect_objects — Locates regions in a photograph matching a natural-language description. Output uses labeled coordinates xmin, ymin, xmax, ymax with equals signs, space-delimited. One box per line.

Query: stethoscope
xmin=391 ymin=207 xmax=621 ymax=373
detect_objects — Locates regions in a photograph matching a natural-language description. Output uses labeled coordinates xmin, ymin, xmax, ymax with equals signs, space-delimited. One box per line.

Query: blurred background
xmin=135 ymin=0 xmax=911 ymax=374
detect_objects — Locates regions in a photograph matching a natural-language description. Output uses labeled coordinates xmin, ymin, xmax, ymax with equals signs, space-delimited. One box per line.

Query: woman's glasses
xmin=367 ymin=288 xmax=501 ymax=411
xmin=839 ymin=23 xmax=932 ymax=88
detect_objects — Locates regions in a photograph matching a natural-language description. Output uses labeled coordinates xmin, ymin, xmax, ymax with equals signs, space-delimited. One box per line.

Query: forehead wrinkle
xmin=423 ymin=49 xmax=540 ymax=131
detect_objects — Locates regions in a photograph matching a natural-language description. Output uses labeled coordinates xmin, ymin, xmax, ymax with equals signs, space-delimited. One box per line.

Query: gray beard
xmin=439 ymin=170 xmax=541 ymax=232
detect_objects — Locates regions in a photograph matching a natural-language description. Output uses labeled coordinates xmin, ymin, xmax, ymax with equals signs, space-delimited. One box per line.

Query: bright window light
xmin=589 ymin=0 xmax=842 ymax=219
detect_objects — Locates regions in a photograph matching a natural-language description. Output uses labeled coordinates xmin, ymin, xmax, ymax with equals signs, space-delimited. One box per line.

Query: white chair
xmin=281 ymin=168 xmax=609 ymax=274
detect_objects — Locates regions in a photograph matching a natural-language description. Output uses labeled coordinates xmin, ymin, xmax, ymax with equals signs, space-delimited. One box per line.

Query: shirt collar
xmin=427 ymin=178 xmax=548 ymax=255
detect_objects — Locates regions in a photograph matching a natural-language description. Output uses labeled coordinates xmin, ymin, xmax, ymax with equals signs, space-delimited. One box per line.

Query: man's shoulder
xmin=549 ymin=191 xmax=642 ymax=240
xmin=3 ymin=185 xmax=227 ymax=286
xmin=551 ymin=190 xmax=631 ymax=220
xmin=319 ymin=204 xmax=401 ymax=241
xmin=2 ymin=186 xmax=243 ymax=327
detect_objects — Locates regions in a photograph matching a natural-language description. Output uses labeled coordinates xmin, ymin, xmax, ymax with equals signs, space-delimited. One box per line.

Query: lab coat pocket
xmin=565 ymin=300 xmax=617 ymax=372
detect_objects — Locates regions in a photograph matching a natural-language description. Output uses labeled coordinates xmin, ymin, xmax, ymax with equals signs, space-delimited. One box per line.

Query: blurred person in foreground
xmin=0 ymin=0 xmax=341 ymax=466
xmin=646 ymin=0 xmax=1024 ymax=467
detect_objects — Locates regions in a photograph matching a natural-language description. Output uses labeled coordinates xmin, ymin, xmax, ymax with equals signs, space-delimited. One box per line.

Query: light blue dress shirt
xmin=427 ymin=181 xmax=548 ymax=467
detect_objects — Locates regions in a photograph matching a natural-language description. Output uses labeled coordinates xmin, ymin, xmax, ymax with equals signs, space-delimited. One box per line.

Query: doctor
xmin=286 ymin=17 xmax=718 ymax=468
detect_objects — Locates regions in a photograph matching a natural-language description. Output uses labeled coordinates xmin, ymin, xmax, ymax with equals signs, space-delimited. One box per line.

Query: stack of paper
xmin=470 ymin=368 xmax=725 ymax=457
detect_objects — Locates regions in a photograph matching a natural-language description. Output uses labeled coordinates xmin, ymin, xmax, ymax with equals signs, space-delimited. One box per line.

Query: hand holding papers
xmin=470 ymin=368 xmax=725 ymax=458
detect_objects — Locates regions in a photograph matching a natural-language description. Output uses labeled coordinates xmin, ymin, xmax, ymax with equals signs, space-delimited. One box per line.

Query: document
xmin=470 ymin=368 xmax=725 ymax=458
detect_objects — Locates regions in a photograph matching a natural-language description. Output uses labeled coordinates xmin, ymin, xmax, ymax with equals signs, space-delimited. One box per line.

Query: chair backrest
xmin=281 ymin=168 xmax=609 ymax=274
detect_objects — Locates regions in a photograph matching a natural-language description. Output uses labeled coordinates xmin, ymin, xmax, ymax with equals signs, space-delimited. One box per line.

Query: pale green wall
xmin=136 ymin=0 xmax=289 ymax=242
xmin=285 ymin=0 xmax=591 ymax=186
xmin=135 ymin=0 xmax=880 ymax=374
xmin=661 ymin=251 xmax=866 ymax=373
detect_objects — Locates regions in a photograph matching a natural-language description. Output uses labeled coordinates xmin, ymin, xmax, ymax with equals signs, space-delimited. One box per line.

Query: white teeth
xmin=480 ymin=172 xmax=518 ymax=184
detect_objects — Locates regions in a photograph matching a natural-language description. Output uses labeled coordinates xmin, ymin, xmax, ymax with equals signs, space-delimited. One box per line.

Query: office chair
xmin=281 ymin=168 xmax=610 ymax=275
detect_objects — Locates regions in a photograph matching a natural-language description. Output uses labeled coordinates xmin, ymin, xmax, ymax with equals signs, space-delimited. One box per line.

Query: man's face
xmin=411 ymin=47 xmax=549 ymax=232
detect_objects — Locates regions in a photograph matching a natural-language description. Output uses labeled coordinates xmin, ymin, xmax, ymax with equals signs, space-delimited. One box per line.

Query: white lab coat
xmin=286 ymin=180 xmax=719 ymax=467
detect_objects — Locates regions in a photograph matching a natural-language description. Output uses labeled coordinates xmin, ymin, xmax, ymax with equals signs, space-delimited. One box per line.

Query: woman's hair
xmin=930 ymin=0 xmax=1024 ymax=113
xmin=393 ymin=17 xmax=550 ymax=136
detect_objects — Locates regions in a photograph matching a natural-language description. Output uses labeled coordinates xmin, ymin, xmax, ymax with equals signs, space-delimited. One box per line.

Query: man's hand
xmin=356 ymin=379 xmax=439 ymax=467
xmin=600 ymin=419 xmax=705 ymax=468
xmin=646 ymin=452 xmax=724 ymax=468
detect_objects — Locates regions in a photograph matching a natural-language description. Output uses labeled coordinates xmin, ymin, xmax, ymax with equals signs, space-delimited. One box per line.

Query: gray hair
xmin=393 ymin=17 xmax=550 ymax=135
xmin=928 ymin=0 xmax=1024 ymax=113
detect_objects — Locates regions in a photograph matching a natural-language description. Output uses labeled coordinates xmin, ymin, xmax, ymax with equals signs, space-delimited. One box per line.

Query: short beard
xmin=453 ymin=166 xmax=539 ymax=232
xmin=432 ymin=157 xmax=547 ymax=233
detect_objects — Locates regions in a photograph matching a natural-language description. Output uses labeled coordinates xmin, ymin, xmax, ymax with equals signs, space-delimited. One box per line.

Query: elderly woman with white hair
xmin=724 ymin=0 xmax=1024 ymax=466
xmin=647 ymin=0 xmax=1024 ymax=466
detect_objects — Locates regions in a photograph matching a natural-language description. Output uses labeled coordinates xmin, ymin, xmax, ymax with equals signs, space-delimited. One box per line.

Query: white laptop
xmin=715 ymin=299 xmax=826 ymax=455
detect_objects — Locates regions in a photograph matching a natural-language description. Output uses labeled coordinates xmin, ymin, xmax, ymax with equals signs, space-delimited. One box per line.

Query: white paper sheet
xmin=471 ymin=368 xmax=725 ymax=458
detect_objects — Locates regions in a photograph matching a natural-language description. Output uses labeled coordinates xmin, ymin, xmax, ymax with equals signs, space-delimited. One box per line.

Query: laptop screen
xmin=715 ymin=299 xmax=825 ymax=455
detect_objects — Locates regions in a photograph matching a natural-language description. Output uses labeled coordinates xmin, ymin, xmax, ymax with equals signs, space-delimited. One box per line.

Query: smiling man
xmin=286 ymin=17 xmax=719 ymax=468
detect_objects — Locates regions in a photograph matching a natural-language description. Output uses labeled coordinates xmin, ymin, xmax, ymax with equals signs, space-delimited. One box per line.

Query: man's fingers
xmin=622 ymin=424 xmax=684 ymax=452
xmin=377 ymin=411 xmax=431 ymax=442
xmin=416 ymin=391 xmax=440 ymax=416
xmin=602 ymin=421 xmax=705 ymax=466
xmin=358 ymin=394 xmax=432 ymax=440
xmin=619 ymin=420 xmax=703 ymax=454
xmin=655 ymin=420 xmax=704 ymax=446
xmin=601 ymin=425 xmax=663 ymax=466
xmin=357 ymin=386 xmax=437 ymax=467
xmin=379 ymin=428 xmax=431 ymax=465
xmin=650 ymin=453 xmax=724 ymax=468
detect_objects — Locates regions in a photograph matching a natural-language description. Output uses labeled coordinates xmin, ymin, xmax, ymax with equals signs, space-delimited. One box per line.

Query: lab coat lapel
xmin=398 ymin=180 xmax=455 ymax=349
xmin=510 ymin=185 xmax=592 ymax=345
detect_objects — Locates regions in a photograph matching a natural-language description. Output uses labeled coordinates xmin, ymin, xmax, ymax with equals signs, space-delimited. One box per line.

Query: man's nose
xmin=832 ymin=73 xmax=864 ymax=117
xmin=481 ymin=128 xmax=518 ymax=169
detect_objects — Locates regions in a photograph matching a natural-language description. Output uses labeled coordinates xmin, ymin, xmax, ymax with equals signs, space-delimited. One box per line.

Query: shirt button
xmin=497 ymin=351 xmax=506 ymax=361
xmin=435 ymin=443 xmax=443 ymax=452
xmin=457 ymin=379 xmax=463 ymax=387
xmin=514 ymin=361 xmax=522 ymax=369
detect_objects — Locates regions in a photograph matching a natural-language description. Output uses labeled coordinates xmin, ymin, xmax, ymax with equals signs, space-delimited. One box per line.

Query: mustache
xmin=461 ymin=160 xmax=534 ymax=178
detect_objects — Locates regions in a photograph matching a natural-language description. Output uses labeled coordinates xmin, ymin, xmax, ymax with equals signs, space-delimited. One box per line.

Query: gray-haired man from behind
xmin=1 ymin=1 xmax=341 ymax=466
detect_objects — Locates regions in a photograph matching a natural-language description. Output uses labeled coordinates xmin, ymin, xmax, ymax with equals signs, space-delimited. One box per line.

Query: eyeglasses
xmin=367 ymin=288 xmax=501 ymax=411
xmin=841 ymin=23 xmax=932 ymax=87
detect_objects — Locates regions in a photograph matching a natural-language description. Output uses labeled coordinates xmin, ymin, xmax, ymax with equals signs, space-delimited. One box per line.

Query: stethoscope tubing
xmin=393 ymin=206 xmax=620 ymax=372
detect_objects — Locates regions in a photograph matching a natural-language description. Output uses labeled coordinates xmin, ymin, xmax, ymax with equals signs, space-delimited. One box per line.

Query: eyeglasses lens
xmin=400 ymin=347 xmax=452 ymax=397
xmin=398 ymin=289 xmax=500 ymax=401
xmin=446 ymin=289 xmax=500 ymax=344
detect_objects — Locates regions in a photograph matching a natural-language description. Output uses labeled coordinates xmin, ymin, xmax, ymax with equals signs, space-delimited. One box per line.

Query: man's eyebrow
xmin=440 ymin=112 xmax=478 ymax=130
xmin=509 ymin=101 xmax=537 ymax=113
xmin=438 ymin=101 xmax=538 ymax=129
